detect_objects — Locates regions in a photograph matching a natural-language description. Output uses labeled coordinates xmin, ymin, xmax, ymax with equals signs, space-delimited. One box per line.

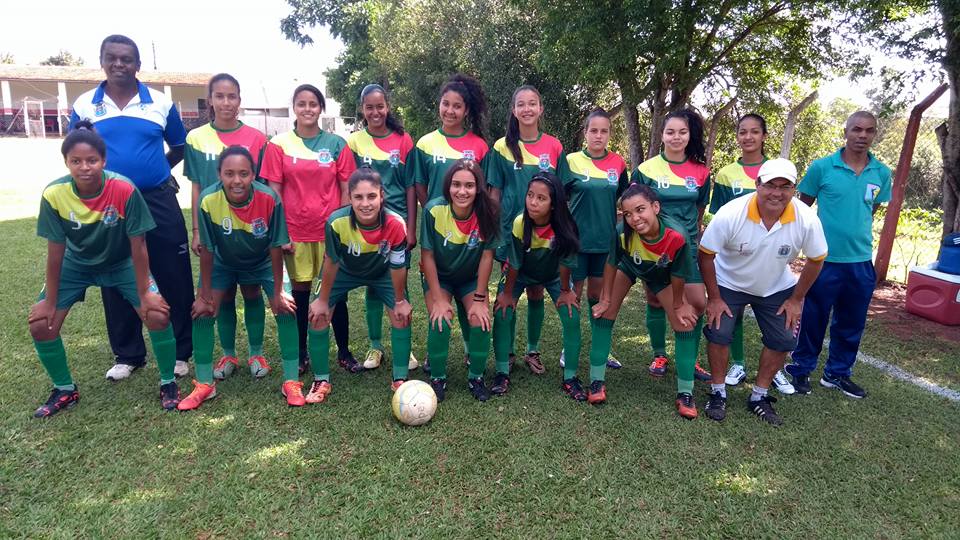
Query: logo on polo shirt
xmin=684 ymin=176 xmax=698 ymax=192
xmin=252 ymin=218 xmax=268 ymax=239
xmin=102 ymin=205 xmax=119 ymax=227
xmin=317 ymin=149 xmax=333 ymax=165
xmin=389 ymin=149 xmax=401 ymax=167
xmin=95 ymin=103 xmax=107 ymax=117
xmin=777 ymin=244 xmax=791 ymax=258
xmin=538 ymin=154 xmax=551 ymax=171
xmin=865 ymin=183 xmax=880 ymax=203
xmin=607 ymin=169 xmax=618 ymax=185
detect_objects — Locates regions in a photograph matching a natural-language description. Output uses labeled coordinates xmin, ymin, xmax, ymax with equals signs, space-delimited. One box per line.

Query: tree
xmin=40 ymin=50 xmax=84 ymax=67
xmin=938 ymin=0 xmax=960 ymax=235
xmin=0 ymin=52 xmax=13 ymax=64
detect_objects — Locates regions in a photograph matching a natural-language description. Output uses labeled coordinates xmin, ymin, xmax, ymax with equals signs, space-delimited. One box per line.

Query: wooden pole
xmin=781 ymin=91 xmax=818 ymax=159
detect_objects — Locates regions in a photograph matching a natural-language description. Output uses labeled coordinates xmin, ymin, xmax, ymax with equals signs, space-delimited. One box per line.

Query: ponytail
xmin=360 ymin=83 xmax=405 ymax=135
xmin=662 ymin=108 xmax=706 ymax=164
xmin=505 ymin=85 xmax=541 ymax=166
xmin=440 ymin=73 xmax=488 ymax=140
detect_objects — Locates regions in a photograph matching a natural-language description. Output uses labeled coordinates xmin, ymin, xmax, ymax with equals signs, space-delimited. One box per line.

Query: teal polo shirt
xmin=797 ymin=148 xmax=891 ymax=263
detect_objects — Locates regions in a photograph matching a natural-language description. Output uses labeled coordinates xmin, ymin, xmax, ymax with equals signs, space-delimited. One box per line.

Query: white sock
xmin=711 ymin=383 xmax=726 ymax=398
xmin=750 ymin=385 xmax=768 ymax=402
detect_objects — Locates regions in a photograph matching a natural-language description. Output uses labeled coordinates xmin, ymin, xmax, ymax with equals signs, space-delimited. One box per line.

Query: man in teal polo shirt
xmin=786 ymin=111 xmax=891 ymax=398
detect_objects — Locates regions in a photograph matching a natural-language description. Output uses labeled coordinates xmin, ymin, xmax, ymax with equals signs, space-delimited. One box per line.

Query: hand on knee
xmin=29 ymin=319 xmax=57 ymax=341
xmin=143 ymin=309 xmax=170 ymax=331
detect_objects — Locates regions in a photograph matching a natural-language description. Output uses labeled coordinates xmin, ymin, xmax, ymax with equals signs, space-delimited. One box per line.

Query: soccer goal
xmin=23 ymin=99 xmax=46 ymax=139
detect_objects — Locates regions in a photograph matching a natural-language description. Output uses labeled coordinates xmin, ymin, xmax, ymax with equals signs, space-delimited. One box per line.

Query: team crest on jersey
xmin=251 ymin=218 xmax=268 ymax=239
xmin=655 ymin=253 xmax=671 ymax=268
xmin=467 ymin=228 xmax=480 ymax=249
xmin=777 ymin=244 xmax=791 ymax=257
xmin=538 ymin=154 xmax=551 ymax=171
xmin=316 ymin=149 xmax=333 ymax=165
xmin=607 ymin=169 xmax=619 ymax=185
xmin=389 ymin=149 xmax=401 ymax=167
xmin=94 ymin=103 xmax=107 ymax=117
xmin=378 ymin=239 xmax=390 ymax=258
xmin=684 ymin=176 xmax=698 ymax=192
xmin=463 ymin=149 xmax=476 ymax=162
xmin=102 ymin=205 xmax=119 ymax=227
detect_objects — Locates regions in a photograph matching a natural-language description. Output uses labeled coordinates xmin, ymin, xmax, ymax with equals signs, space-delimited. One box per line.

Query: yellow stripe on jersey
xmin=511 ymin=214 xmax=552 ymax=250
xmin=637 ymin=158 xmax=687 ymax=187
xmin=493 ymin=138 xmax=541 ymax=166
xmin=42 ymin=182 xmax=104 ymax=224
xmin=348 ymin=130 xmax=391 ymax=161
xmin=566 ymin=152 xmax=609 ymax=179
xmin=430 ymin=205 xmax=472 ymax=245
xmin=330 ymin=210 xmax=405 ymax=254
xmin=269 ymin=130 xmax=323 ymax=160
xmin=621 ymin=234 xmax=663 ymax=263
xmin=416 ymin=131 xmax=468 ymax=160
xmin=200 ymin=191 xmax=258 ymax=234
xmin=714 ymin=162 xmax=753 ymax=188
xmin=185 ymin=124 xmax=226 ymax=155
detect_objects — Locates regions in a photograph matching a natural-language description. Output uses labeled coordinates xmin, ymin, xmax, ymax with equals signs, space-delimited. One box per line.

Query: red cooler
xmin=905 ymin=264 xmax=960 ymax=326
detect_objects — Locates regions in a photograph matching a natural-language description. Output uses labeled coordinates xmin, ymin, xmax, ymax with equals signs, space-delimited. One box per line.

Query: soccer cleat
xmin=561 ymin=377 xmax=587 ymax=402
xmin=177 ymin=381 xmax=217 ymax=411
xmin=298 ymin=354 xmax=310 ymax=376
xmin=725 ymin=364 xmax=747 ymax=386
xmin=429 ymin=378 xmax=447 ymax=402
xmin=820 ymin=373 xmax=867 ymax=399
xmin=390 ymin=379 xmax=406 ymax=392
xmin=33 ymin=387 xmax=80 ymax=418
xmin=467 ymin=377 xmax=490 ymax=401
xmin=523 ymin=351 xmax=545 ymax=375
xmin=490 ymin=373 xmax=511 ymax=396
xmin=338 ymin=351 xmax=365 ymax=374
xmin=559 ymin=348 xmax=565 ymax=368
xmin=174 ymin=360 xmax=190 ymax=378
xmin=649 ymin=355 xmax=669 ymax=377
xmin=587 ymin=380 xmax=606 ymax=404
xmin=423 ymin=359 xmax=430 ymax=375
xmin=676 ymin=392 xmax=698 ymax=419
xmin=106 ymin=363 xmax=138 ymax=381
xmin=305 ymin=380 xmax=332 ymax=404
xmin=408 ymin=352 xmax=420 ymax=371
xmin=213 ymin=356 xmax=239 ymax=380
xmin=748 ymin=395 xmax=783 ymax=426
xmin=160 ymin=381 xmax=180 ymax=410
xmin=773 ymin=370 xmax=796 ymax=395
xmin=248 ymin=356 xmax=270 ymax=378
xmin=785 ymin=364 xmax=812 ymax=394
xmin=281 ymin=381 xmax=306 ymax=407
xmin=606 ymin=356 xmax=623 ymax=369
xmin=694 ymin=362 xmax=712 ymax=381
xmin=363 ymin=349 xmax=384 ymax=370
xmin=705 ymin=391 xmax=727 ymax=422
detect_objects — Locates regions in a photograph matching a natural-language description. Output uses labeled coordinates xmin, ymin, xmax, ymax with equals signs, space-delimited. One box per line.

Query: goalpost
xmin=23 ymin=99 xmax=46 ymax=139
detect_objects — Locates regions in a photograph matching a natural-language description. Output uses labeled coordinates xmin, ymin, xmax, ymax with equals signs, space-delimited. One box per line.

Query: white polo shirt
xmin=699 ymin=194 xmax=827 ymax=297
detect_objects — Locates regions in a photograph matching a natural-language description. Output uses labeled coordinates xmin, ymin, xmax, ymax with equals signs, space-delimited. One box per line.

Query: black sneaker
xmin=785 ymin=363 xmax=811 ymax=395
xmin=298 ymin=354 xmax=310 ymax=376
xmin=337 ymin=351 xmax=364 ymax=374
xmin=747 ymin=395 xmax=783 ymax=426
xmin=705 ymin=391 xmax=727 ymax=422
xmin=467 ymin=377 xmax=490 ymax=402
xmin=423 ymin=359 xmax=431 ymax=375
xmin=160 ymin=381 xmax=180 ymax=410
xmin=33 ymin=387 xmax=80 ymax=418
xmin=490 ymin=373 xmax=511 ymax=396
xmin=429 ymin=378 xmax=447 ymax=402
xmin=561 ymin=377 xmax=587 ymax=402
xmin=820 ymin=373 xmax=867 ymax=399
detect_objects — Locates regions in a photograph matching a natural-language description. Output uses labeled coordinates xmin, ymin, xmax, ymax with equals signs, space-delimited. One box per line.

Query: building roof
xmin=0 ymin=65 xmax=212 ymax=86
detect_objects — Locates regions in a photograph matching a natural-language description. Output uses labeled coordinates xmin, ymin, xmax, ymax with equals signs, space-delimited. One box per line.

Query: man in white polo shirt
xmin=698 ymin=158 xmax=827 ymax=426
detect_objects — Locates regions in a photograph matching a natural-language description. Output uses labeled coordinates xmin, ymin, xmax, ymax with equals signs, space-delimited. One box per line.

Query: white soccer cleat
xmin=174 ymin=360 xmax=190 ymax=378
xmin=105 ymin=363 xmax=137 ymax=381
xmin=725 ymin=364 xmax=747 ymax=386
xmin=408 ymin=352 xmax=420 ymax=371
xmin=773 ymin=370 xmax=796 ymax=395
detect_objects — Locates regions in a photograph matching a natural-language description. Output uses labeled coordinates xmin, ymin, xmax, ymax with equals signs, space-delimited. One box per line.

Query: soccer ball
xmin=391 ymin=380 xmax=437 ymax=426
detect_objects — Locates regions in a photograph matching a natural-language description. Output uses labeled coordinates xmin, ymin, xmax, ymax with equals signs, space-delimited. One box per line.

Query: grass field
xmin=2 ymin=139 xmax=958 ymax=538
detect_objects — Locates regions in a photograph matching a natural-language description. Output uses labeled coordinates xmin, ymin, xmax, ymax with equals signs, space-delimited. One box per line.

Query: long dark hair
xmin=439 ymin=73 xmax=488 ymax=139
xmin=207 ymin=73 xmax=240 ymax=122
xmin=441 ymin=158 xmax=499 ymax=242
xmin=583 ymin=107 xmax=611 ymax=133
xmin=737 ymin=113 xmax=768 ymax=157
xmin=662 ymin=108 xmax=706 ymax=164
xmin=505 ymin=85 xmax=541 ymax=165
xmin=619 ymin=183 xmax=660 ymax=246
xmin=523 ymin=172 xmax=579 ymax=259
xmin=63 ymin=120 xmax=106 ymax=158
xmin=347 ymin=167 xmax=385 ymax=230
xmin=360 ymin=84 xmax=405 ymax=135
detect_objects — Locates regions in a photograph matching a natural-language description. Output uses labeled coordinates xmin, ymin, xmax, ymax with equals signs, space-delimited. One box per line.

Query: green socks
xmin=588 ymin=317 xmax=614 ymax=382
xmin=148 ymin=324 xmax=177 ymax=385
xmin=244 ymin=296 xmax=266 ymax=357
xmin=493 ymin=306 xmax=515 ymax=374
xmin=467 ymin=326 xmax=491 ymax=380
xmin=275 ymin=314 xmax=300 ymax=381
xmin=191 ymin=317 xmax=216 ymax=384
xmin=558 ymin=306 xmax=582 ymax=380
xmin=308 ymin=327 xmax=331 ymax=381
xmin=34 ymin=336 xmax=74 ymax=389
xmin=646 ymin=304 xmax=667 ymax=357
xmin=526 ymin=297 xmax=544 ymax=353
xmin=731 ymin=313 xmax=745 ymax=366
xmin=427 ymin=319 xmax=452 ymax=380
xmin=674 ymin=316 xmax=703 ymax=395
xmin=391 ymin=325 xmax=413 ymax=381
xmin=456 ymin=300 xmax=471 ymax=349
xmin=217 ymin=298 xmax=237 ymax=357
xmin=365 ymin=290 xmax=384 ymax=350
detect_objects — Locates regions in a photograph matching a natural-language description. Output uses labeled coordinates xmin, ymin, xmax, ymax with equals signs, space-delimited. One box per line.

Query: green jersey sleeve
xmin=670 ymin=241 xmax=691 ymax=279
xmin=419 ymin=205 xmax=435 ymax=252
xmin=270 ymin=198 xmax=290 ymax=247
xmin=197 ymin=198 xmax=218 ymax=252
xmin=36 ymin=197 xmax=66 ymax=243
xmin=697 ymin=174 xmax=712 ymax=208
xmin=408 ymin=146 xmax=430 ymax=187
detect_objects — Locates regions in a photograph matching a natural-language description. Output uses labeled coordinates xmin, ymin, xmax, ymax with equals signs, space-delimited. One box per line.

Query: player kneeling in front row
xmin=30 ymin=122 xmax=180 ymax=417
xmin=308 ymin=168 xmax=412 ymax=400
xmin=698 ymin=158 xmax=827 ymax=426
xmin=179 ymin=146 xmax=303 ymax=410
xmin=591 ymin=184 xmax=704 ymax=414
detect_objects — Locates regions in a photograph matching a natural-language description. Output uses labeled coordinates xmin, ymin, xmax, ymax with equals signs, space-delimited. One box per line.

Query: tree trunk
xmin=940 ymin=0 xmax=960 ymax=237
xmin=618 ymin=77 xmax=644 ymax=169
xmin=706 ymin=98 xmax=736 ymax=168
xmin=647 ymin=81 xmax=669 ymax=159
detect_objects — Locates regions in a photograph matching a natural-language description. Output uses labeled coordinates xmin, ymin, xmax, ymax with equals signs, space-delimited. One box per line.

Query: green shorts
xmin=573 ymin=252 xmax=608 ymax=282
xmin=617 ymin=265 xmax=672 ymax=295
xmin=684 ymin=240 xmax=703 ymax=284
xmin=497 ymin=273 xmax=570 ymax=304
xmin=39 ymin=258 xmax=144 ymax=310
xmin=324 ymin=270 xmax=398 ymax=308
xmin=420 ymin=273 xmax=478 ymax=301
xmin=199 ymin=260 xmax=276 ymax=298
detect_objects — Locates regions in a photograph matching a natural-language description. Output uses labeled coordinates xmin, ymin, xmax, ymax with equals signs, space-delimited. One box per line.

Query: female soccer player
xmin=710 ymin=114 xmax=794 ymax=394
xmin=591 ymin=184 xmax=702 ymax=417
xmin=409 ymin=73 xmax=490 ymax=371
xmin=307 ymin=169 xmax=412 ymax=400
xmin=560 ymin=108 xmax=629 ymax=372
xmin=633 ymin=108 xmax=711 ymax=381
xmin=346 ymin=84 xmax=419 ymax=372
xmin=485 ymin=85 xmax=565 ymax=375
xmin=183 ymin=73 xmax=270 ymax=381
xmin=29 ymin=122 xmax=179 ymax=416
xmin=259 ymin=84 xmax=358 ymax=378
xmin=178 ymin=146 xmax=303 ymax=410
xmin=491 ymin=172 xmax=581 ymax=401
xmin=420 ymin=159 xmax=499 ymax=401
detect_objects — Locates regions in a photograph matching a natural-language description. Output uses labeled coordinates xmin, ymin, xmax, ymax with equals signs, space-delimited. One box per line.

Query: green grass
xmin=2 ymin=212 xmax=959 ymax=538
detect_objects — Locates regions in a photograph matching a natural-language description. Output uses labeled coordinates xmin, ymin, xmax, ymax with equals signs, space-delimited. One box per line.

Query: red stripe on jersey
xmin=645 ymin=227 xmax=687 ymax=258
xmin=229 ymin=189 xmax=276 ymax=226
xmin=667 ymin=160 xmax=710 ymax=187
xmin=446 ymin=132 xmax=489 ymax=163
xmin=81 ymin=177 xmax=136 ymax=217
xmin=358 ymin=213 xmax=407 ymax=248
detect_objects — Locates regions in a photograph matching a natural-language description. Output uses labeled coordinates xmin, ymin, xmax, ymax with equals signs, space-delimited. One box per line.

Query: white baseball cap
xmin=757 ymin=158 xmax=798 ymax=184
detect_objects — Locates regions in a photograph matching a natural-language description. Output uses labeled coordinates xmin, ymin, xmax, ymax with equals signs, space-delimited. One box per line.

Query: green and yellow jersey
xmin=408 ymin=129 xmax=489 ymax=203
xmin=709 ymin=158 xmax=763 ymax=214
xmin=632 ymin=152 xmax=711 ymax=242
xmin=420 ymin=198 xmax=492 ymax=285
xmin=610 ymin=217 xmax=691 ymax=289
xmin=183 ymin=122 xmax=268 ymax=191
xmin=347 ymin=129 xmax=415 ymax=218
xmin=325 ymin=205 xmax=408 ymax=280
xmin=505 ymin=214 xmax=576 ymax=285
xmin=197 ymin=182 xmax=289 ymax=270
xmin=561 ymin=149 xmax=628 ymax=253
